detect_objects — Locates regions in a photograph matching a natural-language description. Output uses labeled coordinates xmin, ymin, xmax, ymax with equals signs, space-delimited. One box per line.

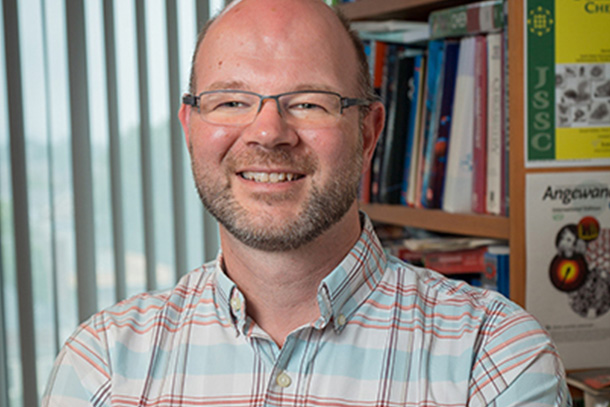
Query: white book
xmin=442 ymin=36 xmax=476 ymax=213
xmin=406 ymin=57 xmax=427 ymax=206
xmin=485 ymin=32 xmax=504 ymax=215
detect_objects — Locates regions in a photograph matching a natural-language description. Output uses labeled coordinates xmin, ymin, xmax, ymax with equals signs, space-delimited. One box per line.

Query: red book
xmin=422 ymin=246 xmax=488 ymax=274
xmin=472 ymin=35 xmax=487 ymax=214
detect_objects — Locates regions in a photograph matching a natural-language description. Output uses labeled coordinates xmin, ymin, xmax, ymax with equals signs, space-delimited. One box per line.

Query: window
xmin=0 ymin=0 xmax=221 ymax=405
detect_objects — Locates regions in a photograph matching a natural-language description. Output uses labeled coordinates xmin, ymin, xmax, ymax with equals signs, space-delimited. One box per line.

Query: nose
xmin=240 ymin=98 xmax=299 ymax=149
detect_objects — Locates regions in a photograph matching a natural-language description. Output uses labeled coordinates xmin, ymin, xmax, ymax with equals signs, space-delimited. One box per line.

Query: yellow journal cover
xmin=526 ymin=0 xmax=610 ymax=166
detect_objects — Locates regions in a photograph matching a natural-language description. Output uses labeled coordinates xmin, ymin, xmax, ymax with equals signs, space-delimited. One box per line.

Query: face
xmin=558 ymin=229 xmax=576 ymax=256
xmin=180 ymin=0 xmax=382 ymax=252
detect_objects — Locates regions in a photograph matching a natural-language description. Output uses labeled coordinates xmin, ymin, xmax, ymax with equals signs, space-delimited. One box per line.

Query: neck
xmin=220 ymin=205 xmax=362 ymax=347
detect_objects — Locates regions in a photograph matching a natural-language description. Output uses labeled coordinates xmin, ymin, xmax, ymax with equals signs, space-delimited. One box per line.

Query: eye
xmin=215 ymin=100 xmax=250 ymax=110
xmin=293 ymin=102 xmax=325 ymax=110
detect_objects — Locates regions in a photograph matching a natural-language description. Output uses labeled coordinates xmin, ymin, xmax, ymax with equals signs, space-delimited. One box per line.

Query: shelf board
xmin=360 ymin=203 xmax=510 ymax=239
xmin=338 ymin=0 xmax=476 ymax=21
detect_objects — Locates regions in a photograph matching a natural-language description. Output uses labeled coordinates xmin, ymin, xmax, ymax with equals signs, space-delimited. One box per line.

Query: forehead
xmin=194 ymin=0 xmax=359 ymax=94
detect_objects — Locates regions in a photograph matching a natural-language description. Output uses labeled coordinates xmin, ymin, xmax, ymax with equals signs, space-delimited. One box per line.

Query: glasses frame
xmin=182 ymin=89 xmax=371 ymax=126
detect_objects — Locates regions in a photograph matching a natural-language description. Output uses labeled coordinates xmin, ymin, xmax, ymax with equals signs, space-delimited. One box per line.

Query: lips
xmin=239 ymin=171 xmax=305 ymax=183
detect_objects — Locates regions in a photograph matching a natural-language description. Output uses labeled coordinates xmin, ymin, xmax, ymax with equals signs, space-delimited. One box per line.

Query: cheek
xmin=299 ymin=126 xmax=358 ymax=157
xmin=189 ymin=123 xmax=238 ymax=163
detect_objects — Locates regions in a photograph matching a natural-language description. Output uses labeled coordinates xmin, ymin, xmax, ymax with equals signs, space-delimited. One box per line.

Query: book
xmin=401 ymin=54 xmax=426 ymax=206
xmin=428 ymin=0 xmax=505 ymax=40
xmin=369 ymin=42 xmax=391 ymax=202
xmin=481 ymin=245 xmax=509 ymax=297
xmin=442 ymin=36 xmax=476 ymax=213
xmin=471 ymin=35 xmax=488 ymax=214
xmin=421 ymin=39 xmax=460 ymax=209
xmin=414 ymin=39 xmax=445 ymax=208
xmin=485 ymin=32 xmax=505 ymax=215
xmin=379 ymin=50 xmax=420 ymax=204
xmin=352 ymin=20 xmax=429 ymax=33
xmin=567 ymin=368 xmax=610 ymax=406
xmin=399 ymin=236 xmax=503 ymax=252
xmin=502 ymin=29 xmax=510 ymax=216
xmin=422 ymin=246 xmax=488 ymax=274
xmin=568 ymin=369 xmax=610 ymax=392
xmin=354 ymin=20 xmax=430 ymax=45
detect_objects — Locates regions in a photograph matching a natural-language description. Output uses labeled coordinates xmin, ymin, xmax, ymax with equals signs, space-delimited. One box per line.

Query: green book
xmin=429 ymin=0 xmax=505 ymax=40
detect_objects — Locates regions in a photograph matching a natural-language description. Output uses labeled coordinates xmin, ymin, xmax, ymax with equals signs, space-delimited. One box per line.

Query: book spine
xmin=485 ymin=32 xmax=503 ymax=215
xmin=482 ymin=246 xmax=510 ymax=297
xmin=472 ymin=35 xmax=488 ymax=214
xmin=442 ymin=36 xmax=476 ymax=213
xmin=369 ymin=42 xmax=390 ymax=203
xmin=502 ymin=24 xmax=510 ymax=216
xmin=422 ymin=40 xmax=460 ymax=209
xmin=380 ymin=51 xmax=416 ymax=204
xmin=407 ymin=59 xmax=428 ymax=207
xmin=415 ymin=40 xmax=445 ymax=208
xmin=422 ymin=246 xmax=488 ymax=274
xmin=401 ymin=55 xmax=425 ymax=206
xmin=428 ymin=0 xmax=505 ymax=40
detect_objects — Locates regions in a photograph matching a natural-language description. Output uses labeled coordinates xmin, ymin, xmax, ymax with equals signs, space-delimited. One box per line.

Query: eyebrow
xmin=202 ymin=81 xmax=340 ymax=94
xmin=205 ymin=81 xmax=251 ymax=91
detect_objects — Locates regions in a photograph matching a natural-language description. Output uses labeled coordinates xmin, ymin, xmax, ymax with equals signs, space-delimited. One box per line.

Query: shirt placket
xmin=248 ymin=327 xmax=320 ymax=407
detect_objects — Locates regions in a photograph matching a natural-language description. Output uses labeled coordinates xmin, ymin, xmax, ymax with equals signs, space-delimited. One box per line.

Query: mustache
xmin=226 ymin=148 xmax=318 ymax=174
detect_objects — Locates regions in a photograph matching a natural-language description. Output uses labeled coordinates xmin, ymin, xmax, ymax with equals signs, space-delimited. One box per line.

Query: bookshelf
xmin=360 ymin=203 xmax=509 ymax=239
xmin=342 ymin=0 xmax=610 ymax=308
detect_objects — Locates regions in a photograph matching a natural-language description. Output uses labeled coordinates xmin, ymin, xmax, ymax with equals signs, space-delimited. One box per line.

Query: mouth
xmin=239 ymin=171 xmax=305 ymax=184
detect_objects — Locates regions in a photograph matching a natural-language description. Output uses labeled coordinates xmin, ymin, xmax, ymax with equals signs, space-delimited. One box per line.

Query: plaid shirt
xmin=43 ymin=214 xmax=571 ymax=407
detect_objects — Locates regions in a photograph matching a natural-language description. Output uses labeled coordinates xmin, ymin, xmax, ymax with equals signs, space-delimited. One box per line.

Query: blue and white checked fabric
xmin=43 ymin=214 xmax=571 ymax=406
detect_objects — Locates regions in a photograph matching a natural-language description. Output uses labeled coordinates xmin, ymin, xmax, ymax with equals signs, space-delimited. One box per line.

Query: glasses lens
xmin=280 ymin=92 xmax=342 ymax=126
xmin=199 ymin=91 xmax=259 ymax=125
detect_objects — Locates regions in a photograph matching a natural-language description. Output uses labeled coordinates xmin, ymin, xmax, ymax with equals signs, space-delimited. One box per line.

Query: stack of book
xmin=360 ymin=0 xmax=509 ymax=217
xmin=567 ymin=368 xmax=610 ymax=407
xmin=383 ymin=234 xmax=510 ymax=297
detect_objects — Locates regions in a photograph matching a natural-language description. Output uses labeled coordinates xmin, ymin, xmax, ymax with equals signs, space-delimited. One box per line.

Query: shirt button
xmin=276 ymin=372 xmax=292 ymax=388
xmin=230 ymin=297 xmax=241 ymax=312
xmin=337 ymin=314 xmax=347 ymax=327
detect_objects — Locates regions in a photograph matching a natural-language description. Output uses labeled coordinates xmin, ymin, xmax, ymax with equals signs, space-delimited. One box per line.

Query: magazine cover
xmin=525 ymin=0 xmax=610 ymax=167
xmin=526 ymin=171 xmax=610 ymax=369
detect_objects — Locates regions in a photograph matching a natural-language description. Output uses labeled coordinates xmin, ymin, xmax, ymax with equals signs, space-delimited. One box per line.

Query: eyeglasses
xmin=182 ymin=89 xmax=370 ymax=127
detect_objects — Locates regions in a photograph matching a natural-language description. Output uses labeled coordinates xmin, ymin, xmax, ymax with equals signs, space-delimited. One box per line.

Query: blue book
xmin=400 ymin=54 xmax=425 ymax=206
xmin=379 ymin=50 xmax=420 ymax=204
xmin=421 ymin=39 xmax=460 ymax=209
xmin=416 ymin=39 xmax=445 ymax=207
xmin=482 ymin=246 xmax=510 ymax=298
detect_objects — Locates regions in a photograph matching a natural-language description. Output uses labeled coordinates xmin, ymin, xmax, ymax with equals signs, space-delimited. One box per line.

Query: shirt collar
xmin=213 ymin=212 xmax=388 ymax=336
xmin=315 ymin=212 xmax=387 ymax=333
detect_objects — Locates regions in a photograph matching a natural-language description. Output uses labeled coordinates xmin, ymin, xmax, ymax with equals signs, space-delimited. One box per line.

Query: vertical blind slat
xmin=66 ymin=0 xmax=98 ymax=323
xmin=135 ymin=0 xmax=157 ymax=292
xmin=3 ymin=0 xmax=39 ymax=403
xmin=0 ymin=228 xmax=10 ymax=407
xmin=39 ymin=0 xmax=63 ymax=356
xmin=166 ymin=0 xmax=187 ymax=279
xmin=104 ymin=0 xmax=128 ymax=303
xmin=196 ymin=0 xmax=210 ymax=29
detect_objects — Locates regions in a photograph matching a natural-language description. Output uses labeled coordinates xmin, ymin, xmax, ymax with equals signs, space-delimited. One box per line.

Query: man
xmin=43 ymin=0 xmax=571 ymax=405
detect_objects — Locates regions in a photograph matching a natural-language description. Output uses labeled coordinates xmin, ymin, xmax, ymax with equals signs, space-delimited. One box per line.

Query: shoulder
xmin=72 ymin=262 xmax=218 ymax=351
xmin=383 ymin=256 xmax=569 ymax=406
xmin=383 ymin=254 xmax=523 ymax=319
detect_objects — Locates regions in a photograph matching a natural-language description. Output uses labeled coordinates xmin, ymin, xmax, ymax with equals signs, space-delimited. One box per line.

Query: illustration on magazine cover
xmin=549 ymin=216 xmax=610 ymax=319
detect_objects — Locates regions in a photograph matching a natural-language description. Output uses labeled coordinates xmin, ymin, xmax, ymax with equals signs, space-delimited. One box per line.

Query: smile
xmin=239 ymin=171 xmax=304 ymax=183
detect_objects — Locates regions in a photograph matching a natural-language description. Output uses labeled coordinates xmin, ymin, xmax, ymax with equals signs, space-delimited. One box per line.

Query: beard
xmin=190 ymin=141 xmax=363 ymax=252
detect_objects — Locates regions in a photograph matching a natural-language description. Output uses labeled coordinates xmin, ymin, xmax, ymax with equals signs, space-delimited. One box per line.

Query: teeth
xmin=241 ymin=171 xmax=302 ymax=183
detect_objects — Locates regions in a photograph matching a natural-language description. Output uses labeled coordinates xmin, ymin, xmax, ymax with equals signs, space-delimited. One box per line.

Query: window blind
xmin=0 ymin=0 xmax=222 ymax=405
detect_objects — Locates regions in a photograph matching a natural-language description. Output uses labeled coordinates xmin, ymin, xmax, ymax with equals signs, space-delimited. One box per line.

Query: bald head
xmin=188 ymin=0 xmax=373 ymax=101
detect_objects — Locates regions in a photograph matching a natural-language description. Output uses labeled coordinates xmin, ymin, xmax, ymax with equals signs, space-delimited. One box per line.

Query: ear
xmin=360 ymin=101 xmax=385 ymax=173
xmin=178 ymin=102 xmax=192 ymax=147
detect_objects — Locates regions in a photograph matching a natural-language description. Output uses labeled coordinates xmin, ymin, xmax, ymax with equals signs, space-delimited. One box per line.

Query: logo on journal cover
xmin=528 ymin=6 xmax=554 ymax=37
